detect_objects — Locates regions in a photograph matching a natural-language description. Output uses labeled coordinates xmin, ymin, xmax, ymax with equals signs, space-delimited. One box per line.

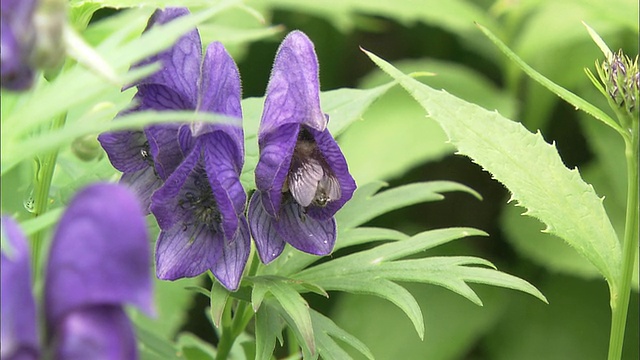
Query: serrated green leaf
xmin=311 ymin=309 xmax=374 ymax=360
xmin=210 ymin=282 xmax=231 ymax=328
xmin=336 ymin=181 xmax=481 ymax=230
xmin=364 ymin=48 xmax=622 ymax=294
xmin=255 ymin=304 xmax=283 ymax=360
xmin=475 ymin=23 xmax=623 ymax=136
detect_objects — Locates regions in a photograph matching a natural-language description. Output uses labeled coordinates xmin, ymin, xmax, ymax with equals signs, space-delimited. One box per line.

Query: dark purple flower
xmin=0 ymin=183 xmax=152 ymax=360
xmin=1 ymin=216 xmax=39 ymax=360
xmin=150 ymin=46 xmax=249 ymax=290
xmin=0 ymin=0 xmax=38 ymax=90
xmin=99 ymin=8 xmax=249 ymax=290
xmin=98 ymin=8 xmax=202 ymax=213
xmin=248 ymin=31 xmax=357 ymax=264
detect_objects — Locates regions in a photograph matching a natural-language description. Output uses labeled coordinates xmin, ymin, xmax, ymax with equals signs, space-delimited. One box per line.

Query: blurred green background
xmin=224 ymin=0 xmax=639 ymax=359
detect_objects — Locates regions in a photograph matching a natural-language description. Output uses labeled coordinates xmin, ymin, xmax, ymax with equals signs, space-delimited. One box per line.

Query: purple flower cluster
xmin=98 ymin=9 xmax=356 ymax=289
xmin=1 ymin=184 xmax=152 ymax=360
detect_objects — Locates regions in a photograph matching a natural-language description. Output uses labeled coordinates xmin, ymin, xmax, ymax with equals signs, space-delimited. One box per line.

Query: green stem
xmin=30 ymin=112 xmax=67 ymax=277
xmin=215 ymin=250 xmax=260 ymax=360
xmin=607 ymin=122 xmax=639 ymax=360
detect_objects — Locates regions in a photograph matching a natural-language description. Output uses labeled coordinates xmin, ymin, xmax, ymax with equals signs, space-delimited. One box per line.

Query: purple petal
xmin=119 ymin=167 xmax=163 ymax=215
xmin=135 ymin=83 xmax=194 ymax=111
xmin=275 ymin=200 xmax=336 ymax=256
xmin=144 ymin=124 xmax=183 ymax=180
xmin=97 ymin=130 xmax=149 ymax=173
xmin=254 ymin=123 xmax=299 ymax=217
xmin=1 ymin=217 xmax=39 ymax=360
xmin=135 ymin=8 xmax=202 ymax=107
xmin=211 ymin=217 xmax=251 ymax=291
xmin=260 ymin=31 xmax=326 ymax=136
xmin=0 ymin=0 xmax=37 ymax=91
xmin=54 ymin=305 xmax=137 ymax=360
xmin=202 ymin=132 xmax=245 ymax=235
xmin=45 ymin=184 xmax=153 ymax=327
xmin=197 ymin=42 xmax=243 ymax=150
xmin=154 ymin=220 xmax=224 ymax=280
xmin=247 ymin=192 xmax=285 ymax=264
xmin=304 ymin=127 xmax=357 ymax=220
xmin=150 ymin=142 xmax=201 ymax=230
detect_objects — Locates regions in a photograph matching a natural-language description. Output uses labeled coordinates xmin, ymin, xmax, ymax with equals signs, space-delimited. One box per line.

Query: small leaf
xmin=311 ymin=309 xmax=374 ymax=360
xmin=210 ymin=282 xmax=231 ymax=328
xmin=255 ymin=304 xmax=283 ymax=360
xmin=253 ymin=278 xmax=316 ymax=358
xmin=177 ymin=332 xmax=217 ymax=360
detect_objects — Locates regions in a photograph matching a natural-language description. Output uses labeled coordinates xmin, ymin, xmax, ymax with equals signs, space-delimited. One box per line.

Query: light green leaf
xmin=336 ymin=181 xmax=481 ymax=230
xmin=335 ymin=226 xmax=409 ymax=250
xmin=252 ymin=277 xmax=316 ymax=357
xmin=332 ymin=283 xmax=507 ymax=360
xmin=309 ymin=276 xmax=426 ymax=340
xmin=255 ymin=304 xmax=283 ymax=360
xmin=364 ymin=48 xmax=622 ymax=293
xmin=311 ymin=309 xmax=374 ymax=360
xmin=210 ymin=282 xmax=231 ymax=328
xmin=476 ymin=23 xmax=624 ymax=136
xmin=135 ymin=324 xmax=185 ymax=360
xmin=177 ymin=333 xmax=217 ymax=360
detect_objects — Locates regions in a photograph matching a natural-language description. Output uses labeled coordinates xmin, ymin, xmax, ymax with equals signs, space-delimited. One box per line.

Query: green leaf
xmin=475 ymin=23 xmax=624 ymax=136
xmin=255 ymin=304 xmax=283 ymax=360
xmin=363 ymin=48 xmax=622 ymax=294
xmin=331 ymin=283 xmax=507 ymax=360
xmin=336 ymin=181 xmax=481 ymax=230
xmin=177 ymin=333 xmax=217 ymax=360
xmin=252 ymin=278 xmax=316 ymax=357
xmin=311 ymin=276 xmax=426 ymax=340
xmin=311 ymin=309 xmax=374 ymax=360
xmin=135 ymin=324 xmax=185 ymax=360
xmin=210 ymin=282 xmax=231 ymax=328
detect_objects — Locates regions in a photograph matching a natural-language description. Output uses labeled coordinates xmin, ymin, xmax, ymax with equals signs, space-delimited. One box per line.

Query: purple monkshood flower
xmin=248 ymin=31 xmax=357 ymax=264
xmin=0 ymin=0 xmax=38 ymax=90
xmin=1 ymin=183 xmax=152 ymax=360
xmin=105 ymin=8 xmax=250 ymax=290
xmin=98 ymin=8 xmax=203 ymax=214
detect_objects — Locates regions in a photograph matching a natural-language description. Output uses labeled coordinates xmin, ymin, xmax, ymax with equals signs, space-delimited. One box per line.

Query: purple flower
xmin=123 ymin=9 xmax=250 ymax=291
xmin=98 ymin=8 xmax=202 ymax=213
xmin=248 ymin=31 xmax=356 ymax=264
xmin=0 ymin=0 xmax=38 ymax=90
xmin=1 ymin=183 xmax=152 ymax=360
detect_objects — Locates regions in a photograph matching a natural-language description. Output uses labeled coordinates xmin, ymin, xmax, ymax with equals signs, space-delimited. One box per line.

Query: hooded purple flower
xmin=248 ymin=31 xmax=356 ymax=264
xmin=0 ymin=0 xmax=38 ymax=90
xmin=1 ymin=183 xmax=152 ymax=360
xmin=119 ymin=9 xmax=250 ymax=291
xmin=98 ymin=8 xmax=202 ymax=213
